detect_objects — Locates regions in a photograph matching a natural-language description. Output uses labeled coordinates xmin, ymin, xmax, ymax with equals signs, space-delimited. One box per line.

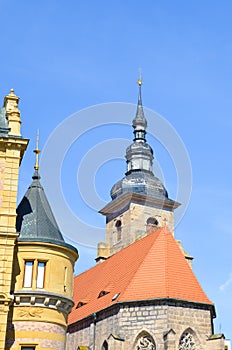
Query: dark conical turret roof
xmin=17 ymin=169 xmax=73 ymax=250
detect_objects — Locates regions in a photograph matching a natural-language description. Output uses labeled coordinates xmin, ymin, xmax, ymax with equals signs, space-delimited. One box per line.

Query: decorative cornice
xmin=14 ymin=290 xmax=74 ymax=315
xmin=100 ymin=192 xmax=180 ymax=217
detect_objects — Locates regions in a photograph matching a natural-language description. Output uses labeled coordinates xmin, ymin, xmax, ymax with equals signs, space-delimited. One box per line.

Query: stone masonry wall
xmin=106 ymin=202 xmax=174 ymax=256
xmin=67 ymin=301 xmax=216 ymax=350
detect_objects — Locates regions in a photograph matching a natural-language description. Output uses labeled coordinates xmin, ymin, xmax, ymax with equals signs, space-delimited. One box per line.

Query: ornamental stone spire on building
xmin=98 ymin=79 xmax=180 ymax=258
xmin=0 ymin=89 xmax=28 ymax=350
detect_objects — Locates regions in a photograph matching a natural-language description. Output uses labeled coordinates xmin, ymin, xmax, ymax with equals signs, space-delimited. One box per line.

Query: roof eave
xmin=99 ymin=192 xmax=180 ymax=217
xmin=68 ymin=297 xmax=214 ymax=326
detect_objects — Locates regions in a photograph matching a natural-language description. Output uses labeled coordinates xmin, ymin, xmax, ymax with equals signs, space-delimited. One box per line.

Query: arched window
xmin=146 ymin=217 xmax=159 ymax=234
xmin=146 ymin=217 xmax=158 ymax=226
xmin=135 ymin=334 xmax=156 ymax=349
xmin=179 ymin=331 xmax=196 ymax=350
xmin=102 ymin=340 xmax=108 ymax=350
xmin=115 ymin=219 xmax=122 ymax=241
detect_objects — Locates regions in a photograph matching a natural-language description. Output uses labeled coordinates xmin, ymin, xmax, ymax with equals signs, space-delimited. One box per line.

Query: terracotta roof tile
xmin=69 ymin=227 xmax=213 ymax=325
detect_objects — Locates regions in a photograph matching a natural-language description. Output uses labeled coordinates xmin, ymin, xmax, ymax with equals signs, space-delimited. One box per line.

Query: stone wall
xmin=67 ymin=300 xmax=219 ymax=349
xmin=106 ymin=203 xmax=174 ymax=256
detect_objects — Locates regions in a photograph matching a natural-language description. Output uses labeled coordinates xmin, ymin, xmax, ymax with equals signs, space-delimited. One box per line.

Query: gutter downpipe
xmin=93 ymin=312 xmax=97 ymax=350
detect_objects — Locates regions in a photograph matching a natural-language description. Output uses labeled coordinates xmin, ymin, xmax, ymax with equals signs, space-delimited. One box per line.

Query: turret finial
xmin=33 ymin=130 xmax=41 ymax=171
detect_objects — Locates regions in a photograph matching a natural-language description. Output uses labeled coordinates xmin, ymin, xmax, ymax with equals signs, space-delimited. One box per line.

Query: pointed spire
xmin=32 ymin=130 xmax=41 ymax=180
xmin=137 ymin=69 xmax=143 ymax=105
xmin=34 ymin=130 xmax=40 ymax=170
xmin=17 ymin=132 xmax=65 ymax=246
xmin=110 ymin=77 xmax=171 ymax=200
xmin=133 ymin=72 xmax=147 ymax=142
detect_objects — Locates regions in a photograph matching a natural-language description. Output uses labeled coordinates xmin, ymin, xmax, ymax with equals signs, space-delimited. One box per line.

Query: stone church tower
xmin=98 ymin=78 xmax=179 ymax=259
xmin=67 ymin=81 xmax=228 ymax=350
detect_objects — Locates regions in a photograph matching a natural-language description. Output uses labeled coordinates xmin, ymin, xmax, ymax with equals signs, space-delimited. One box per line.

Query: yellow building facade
xmin=0 ymin=90 xmax=78 ymax=350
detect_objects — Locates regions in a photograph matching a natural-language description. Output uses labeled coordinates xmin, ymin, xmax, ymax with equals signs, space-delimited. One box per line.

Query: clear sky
xmin=1 ymin=0 xmax=232 ymax=340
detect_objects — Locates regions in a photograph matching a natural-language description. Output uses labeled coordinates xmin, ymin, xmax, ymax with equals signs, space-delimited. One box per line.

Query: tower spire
xmin=33 ymin=130 xmax=40 ymax=171
xmin=133 ymin=73 xmax=147 ymax=142
xmin=137 ymin=69 xmax=143 ymax=105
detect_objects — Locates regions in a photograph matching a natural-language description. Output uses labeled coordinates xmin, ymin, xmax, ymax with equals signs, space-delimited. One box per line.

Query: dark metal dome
xmin=110 ymin=171 xmax=168 ymax=200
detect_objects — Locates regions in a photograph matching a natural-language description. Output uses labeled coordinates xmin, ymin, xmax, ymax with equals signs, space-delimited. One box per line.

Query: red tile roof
xmin=69 ymin=227 xmax=213 ymax=325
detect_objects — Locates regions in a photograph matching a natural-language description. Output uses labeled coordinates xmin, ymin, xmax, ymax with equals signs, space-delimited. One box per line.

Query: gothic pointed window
xmin=136 ymin=334 xmax=156 ymax=349
xmin=179 ymin=331 xmax=196 ymax=350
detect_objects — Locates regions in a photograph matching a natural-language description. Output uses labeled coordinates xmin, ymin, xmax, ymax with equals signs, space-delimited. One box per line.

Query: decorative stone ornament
xmin=136 ymin=335 xmax=156 ymax=350
xmin=179 ymin=332 xmax=196 ymax=350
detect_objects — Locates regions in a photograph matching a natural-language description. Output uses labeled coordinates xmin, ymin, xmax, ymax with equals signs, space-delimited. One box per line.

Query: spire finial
xmin=33 ymin=130 xmax=41 ymax=170
xmin=137 ymin=69 xmax=143 ymax=105
xmin=137 ymin=68 xmax=142 ymax=86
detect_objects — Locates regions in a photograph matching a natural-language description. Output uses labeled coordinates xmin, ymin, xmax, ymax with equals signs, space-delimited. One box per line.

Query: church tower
xmin=5 ymin=138 xmax=78 ymax=350
xmin=0 ymin=90 xmax=28 ymax=350
xmin=68 ymin=80 xmax=228 ymax=350
xmin=98 ymin=78 xmax=180 ymax=259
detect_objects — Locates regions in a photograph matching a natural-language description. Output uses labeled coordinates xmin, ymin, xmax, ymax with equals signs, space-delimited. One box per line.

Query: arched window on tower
xmin=179 ymin=330 xmax=196 ymax=350
xmin=146 ymin=217 xmax=159 ymax=234
xmin=102 ymin=340 xmax=108 ymax=350
xmin=115 ymin=219 xmax=122 ymax=242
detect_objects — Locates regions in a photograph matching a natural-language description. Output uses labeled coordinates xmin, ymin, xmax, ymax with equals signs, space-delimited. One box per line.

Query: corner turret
xmin=7 ymin=139 xmax=78 ymax=350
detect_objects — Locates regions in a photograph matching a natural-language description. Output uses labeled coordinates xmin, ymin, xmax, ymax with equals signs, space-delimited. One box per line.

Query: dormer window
xmin=98 ymin=290 xmax=109 ymax=298
xmin=76 ymin=301 xmax=87 ymax=309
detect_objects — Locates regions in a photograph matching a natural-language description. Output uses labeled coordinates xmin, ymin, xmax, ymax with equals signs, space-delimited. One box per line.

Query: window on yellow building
xmin=23 ymin=260 xmax=46 ymax=289
xmin=23 ymin=261 xmax=34 ymax=288
xmin=21 ymin=347 xmax=35 ymax=350
xmin=36 ymin=261 xmax=46 ymax=288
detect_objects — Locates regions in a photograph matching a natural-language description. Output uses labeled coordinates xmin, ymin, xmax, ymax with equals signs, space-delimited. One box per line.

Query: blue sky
xmin=1 ymin=0 xmax=232 ymax=340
